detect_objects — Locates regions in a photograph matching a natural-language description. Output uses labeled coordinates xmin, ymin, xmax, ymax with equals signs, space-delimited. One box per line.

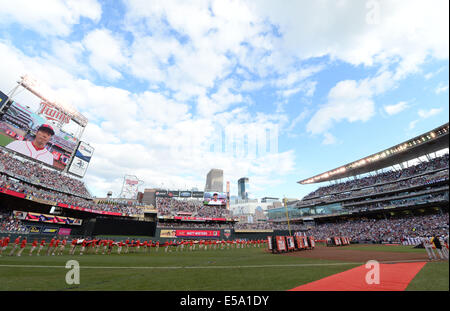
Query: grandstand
xmin=267 ymin=123 xmax=449 ymax=244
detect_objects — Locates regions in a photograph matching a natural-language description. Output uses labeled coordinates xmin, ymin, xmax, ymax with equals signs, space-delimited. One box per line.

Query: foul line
xmin=0 ymin=259 xmax=428 ymax=270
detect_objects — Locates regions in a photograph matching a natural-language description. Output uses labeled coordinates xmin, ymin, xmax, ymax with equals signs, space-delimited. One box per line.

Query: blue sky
xmin=0 ymin=0 xmax=448 ymax=200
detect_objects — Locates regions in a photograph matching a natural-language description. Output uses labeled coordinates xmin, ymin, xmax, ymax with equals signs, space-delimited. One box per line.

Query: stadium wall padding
xmin=92 ymin=218 xmax=156 ymax=236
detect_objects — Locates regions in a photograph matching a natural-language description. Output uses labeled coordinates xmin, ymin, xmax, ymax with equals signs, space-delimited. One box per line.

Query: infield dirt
xmin=283 ymin=245 xmax=430 ymax=262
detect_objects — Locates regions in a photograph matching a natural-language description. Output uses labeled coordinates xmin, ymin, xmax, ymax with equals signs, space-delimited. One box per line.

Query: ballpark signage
xmin=0 ymin=90 xmax=8 ymax=109
xmin=68 ymin=141 xmax=94 ymax=178
xmin=156 ymin=190 xmax=168 ymax=197
xmin=38 ymin=102 xmax=71 ymax=125
xmin=192 ymin=191 xmax=204 ymax=198
xmin=42 ymin=227 xmax=58 ymax=234
xmin=180 ymin=191 xmax=192 ymax=198
xmin=175 ymin=230 xmax=220 ymax=238
xmin=276 ymin=236 xmax=287 ymax=252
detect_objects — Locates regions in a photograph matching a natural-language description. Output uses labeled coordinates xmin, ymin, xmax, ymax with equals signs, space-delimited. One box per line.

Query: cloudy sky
xmin=0 ymin=0 xmax=448 ymax=200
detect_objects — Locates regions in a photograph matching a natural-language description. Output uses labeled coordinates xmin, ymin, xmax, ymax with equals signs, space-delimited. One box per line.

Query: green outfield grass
xmin=406 ymin=261 xmax=449 ymax=291
xmin=0 ymin=245 xmax=447 ymax=291
xmin=0 ymin=132 xmax=14 ymax=147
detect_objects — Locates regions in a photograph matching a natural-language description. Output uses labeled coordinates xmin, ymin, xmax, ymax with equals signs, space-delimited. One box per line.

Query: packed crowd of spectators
xmin=156 ymin=197 xmax=232 ymax=218
xmin=0 ymin=173 xmax=146 ymax=216
xmin=0 ymin=212 xmax=29 ymax=234
xmin=307 ymin=212 xmax=449 ymax=242
xmin=345 ymin=192 xmax=448 ymax=212
xmin=0 ymin=148 xmax=91 ymax=198
xmin=297 ymin=153 xmax=449 ymax=207
xmin=157 ymin=222 xmax=232 ymax=229
xmin=303 ymin=153 xmax=448 ymax=199
xmin=233 ymin=222 xmax=306 ymax=231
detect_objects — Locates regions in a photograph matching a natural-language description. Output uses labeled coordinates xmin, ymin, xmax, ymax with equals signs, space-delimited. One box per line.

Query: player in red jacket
xmin=125 ymin=239 xmax=130 ymax=254
xmin=52 ymin=239 xmax=60 ymax=256
xmin=37 ymin=239 xmax=46 ymax=256
xmin=80 ymin=239 xmax=88 ymax=255
xmin=107 ymin=240 xmax=114 ymax=255
xmin=0 ymin=236 xmax=9 ymax=256
xmin=69 ymin=239 xmax=77 ymax=255
xmin=17 ymin=237 xmax=27 ymax=256
xmin=9 ymin=236 xmax=21 ymax=256
xmin=57 ymin=238 xmax=67 ymax=255
xmin=101 ymin=239 xmax=108 ymax=255
xmin=47 ymin=237 xmax=56 ymax=256
xmin=29 ymin=239 xmax=38 ymax=256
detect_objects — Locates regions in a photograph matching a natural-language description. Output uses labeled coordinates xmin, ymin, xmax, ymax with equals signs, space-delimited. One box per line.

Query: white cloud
xmin=0 ymin=0 xmax=102 ymax=37
xmin=306 ymin=71 xmax=396 ymax=136
xmin=322 ymin=132 xmax=337 ymax=145
xmin=250 ymin=0 xmax=448 ymax=72
xmin=418 ymin=108 xmax=443 ymax=119
xmin=408 ymin=107 xmax=444 ymax=130
xmin=435 ymin=82 xmax=449 ymax=94
xmin=83 ymin=29 xmax=128 ymax=81
xmin=384 ymin=101 xmax=409 ymax=115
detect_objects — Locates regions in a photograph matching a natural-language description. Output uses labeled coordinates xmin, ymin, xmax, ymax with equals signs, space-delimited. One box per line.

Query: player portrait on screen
xmin=5 ymin=124 xmax=55 ymax=166
xmin=208 ymin=193 xmax=225 ymax=206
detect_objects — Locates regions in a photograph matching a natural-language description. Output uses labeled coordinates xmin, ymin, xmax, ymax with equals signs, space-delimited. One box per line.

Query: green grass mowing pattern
xmin=0 ymin=133 xmax=14 ymax=147
xmin=406 ymin=261 xmax=449 ymax=291
xmin=2 ymin=246 xmax=446 ymax=291
xmin=0 ymin=247 xmax=360 ymax=291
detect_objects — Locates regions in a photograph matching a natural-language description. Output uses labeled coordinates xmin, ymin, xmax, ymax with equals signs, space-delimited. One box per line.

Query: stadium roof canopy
xmin=298 ymin=122 xmax=449 ymax=185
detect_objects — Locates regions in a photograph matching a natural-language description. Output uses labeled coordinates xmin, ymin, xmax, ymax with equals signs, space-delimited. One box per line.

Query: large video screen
xmin=0 ymin=91 xmax=8 ymax=110
xmin=203 ymin=192 xmax=227 ymax=207
xmin=0 ymin=100 xmax=78 ymax=170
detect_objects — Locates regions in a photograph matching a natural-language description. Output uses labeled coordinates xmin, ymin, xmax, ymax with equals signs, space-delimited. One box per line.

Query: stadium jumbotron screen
xmin=0 ymin=101 xmax=79 ymax=170
xmin=203 ymin=191 xmax=227 ymax=207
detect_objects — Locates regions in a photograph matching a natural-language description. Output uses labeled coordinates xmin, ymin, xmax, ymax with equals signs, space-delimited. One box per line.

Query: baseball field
xmin=0 ymin=243 xmax=448 ymax=291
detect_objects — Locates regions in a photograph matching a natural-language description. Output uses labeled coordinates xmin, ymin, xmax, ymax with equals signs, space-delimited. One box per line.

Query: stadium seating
xmin=307 ymin=213 xmax=449 ymax=243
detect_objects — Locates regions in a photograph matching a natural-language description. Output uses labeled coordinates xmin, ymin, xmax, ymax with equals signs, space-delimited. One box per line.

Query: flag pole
xmin=283 ymin=195 xmax=291 ymax=236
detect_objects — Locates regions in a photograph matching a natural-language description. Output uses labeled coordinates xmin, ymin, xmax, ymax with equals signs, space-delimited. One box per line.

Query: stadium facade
xmin=268 ymin=123 xmax=449 ymax=227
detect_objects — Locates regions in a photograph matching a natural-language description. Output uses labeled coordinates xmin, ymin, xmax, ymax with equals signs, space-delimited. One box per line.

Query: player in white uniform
xmin=422 ymin=237 xmax=436 ymax=261
xmin=5 ymin=124 xmax=55 ymax=166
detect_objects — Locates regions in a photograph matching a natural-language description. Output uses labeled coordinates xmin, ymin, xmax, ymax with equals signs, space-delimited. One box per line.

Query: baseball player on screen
xmin=5 ymin=124 xmax=55 ymax=166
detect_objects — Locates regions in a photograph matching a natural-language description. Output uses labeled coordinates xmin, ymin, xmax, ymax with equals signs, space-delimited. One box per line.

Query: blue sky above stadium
xmin=0 ymin=0 xmax=448 ymax=200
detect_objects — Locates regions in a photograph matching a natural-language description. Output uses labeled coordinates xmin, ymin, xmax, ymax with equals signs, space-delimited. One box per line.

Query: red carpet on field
xmin=289 ymin=262 xmax=427 ymax=291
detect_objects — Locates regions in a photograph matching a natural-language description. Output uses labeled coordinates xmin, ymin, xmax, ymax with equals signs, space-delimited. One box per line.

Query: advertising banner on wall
xmin=58 ymin=228 xmax=72 ymax=235
xmin=192 ymin=191 xmax=204 ymax=198
xmin=179 ymin=191 xmax=192 ymax=198
xmin=276 ymin=236 xmax=287 ymax=252
xmin=160 ymin=230 xmax=221 ymax=238
xmin=67 ymin=141 xmax=94 ymax=178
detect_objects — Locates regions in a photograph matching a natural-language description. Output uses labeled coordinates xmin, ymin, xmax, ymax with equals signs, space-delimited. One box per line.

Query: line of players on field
xmin=0 ymin=235 xmax=268 ymax=256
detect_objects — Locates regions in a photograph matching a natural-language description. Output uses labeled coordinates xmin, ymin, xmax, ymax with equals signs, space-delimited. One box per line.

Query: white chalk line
xmin=0 ymin=259 xmax=429 ymax=270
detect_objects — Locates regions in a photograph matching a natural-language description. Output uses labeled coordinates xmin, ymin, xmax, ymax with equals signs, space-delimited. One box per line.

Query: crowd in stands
xmin=233 ymin=222 xmax=306 ymax=231
xmin=157 ymin=222 xmax=232 ymax=229
xmin=156 ymin=197 xmax=231 ymax=218
xmin=0 ymin=148 xmax=91 ymax=198
xmin=307 ymin=213 xmax=449 ymax=243
xmin=0 ymin=212 xmax=29 ymax=234
xmin=0 ymin=173 xmax=145 ymax=216
xmin=346 ymin=192 xmax=448 ymax=213
xmin=297 ymin=153 xmax=449 ymax=207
